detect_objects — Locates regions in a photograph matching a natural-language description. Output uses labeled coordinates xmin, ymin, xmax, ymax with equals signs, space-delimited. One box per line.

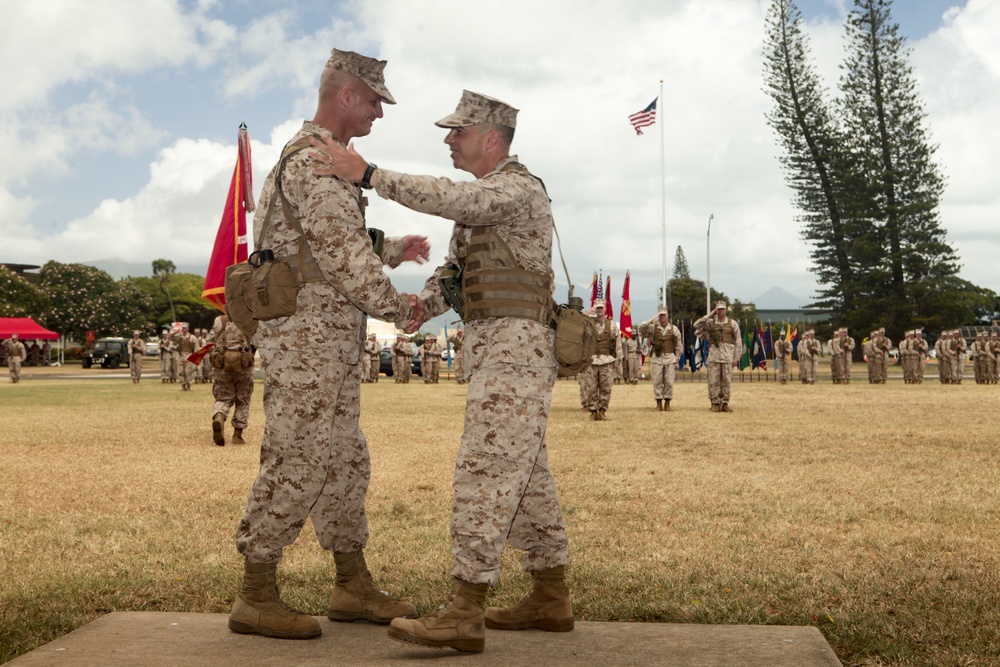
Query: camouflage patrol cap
xmin=992 ymin=331 xmax=998 ymax=337
xmin=133 ymin=330 xmax=142 ymax=336
xmin=594 ymin=299 xmax=605 ymax=308
xmin=325 ymin=48 xmax=396 ymax=105
xmin=435 ymin=90 xmax=518 ymax=129
xmin=716 ymin=301 xmax=727 ymax=310
xmin=657 ymin=305 xmax=669 ymax=315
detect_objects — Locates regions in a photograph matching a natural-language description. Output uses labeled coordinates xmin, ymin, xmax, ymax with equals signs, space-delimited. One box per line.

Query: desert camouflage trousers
xmin=130 ymin=353 xmax=144 ymax=381
xmin=359 ymin=355 xmax=370 ymax=382
xmin=160 ymin=353 xmax=175 ymax=380
xmin=212 ymin=366 xmax=255 ymax=429
xmin=580 ymin=362 xmax=614 ymax=411
xmin=706 ymin=361 xmax=732 ymax=405
xmin=236 ymin=349 xmax=369 ymax=564
xmin=776 ymin=355 xmax=791 ymax=382
xmin=8 ymin=358 xmax=21 ymax=381
xmin=179 ymin=359 xmax=196 ymax=388
xmin=451 ymin=363 xmax=568 ymax=586
xmin=369 ymin=356 xmax=379 ymax=382
xmin=424 ymin=358 xmax=440 ymax=383
xmin=452 ymin=350 xmax=464 ymax=381
xmin=800 ymin=357 xmax=818 ymax=383
xmin=649 ymin=357 xmax=676 ymax=400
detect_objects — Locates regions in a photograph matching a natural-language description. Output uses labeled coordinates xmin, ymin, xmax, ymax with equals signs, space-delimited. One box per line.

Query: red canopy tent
xmin=0 ymin=318 xmax=60 ymax=340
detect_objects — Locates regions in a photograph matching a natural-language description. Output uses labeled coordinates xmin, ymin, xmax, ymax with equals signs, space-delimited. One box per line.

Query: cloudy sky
xmin=2 ymin=0 xmax=995 ymax=319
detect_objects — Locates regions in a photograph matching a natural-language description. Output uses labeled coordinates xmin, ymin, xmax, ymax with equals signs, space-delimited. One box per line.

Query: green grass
xmin=1 ymin=367 xmax=998 ymax=666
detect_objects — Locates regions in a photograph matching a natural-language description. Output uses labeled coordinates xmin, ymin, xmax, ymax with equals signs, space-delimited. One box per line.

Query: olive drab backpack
xmin=550 ymin=220 xmax=597 ymax=377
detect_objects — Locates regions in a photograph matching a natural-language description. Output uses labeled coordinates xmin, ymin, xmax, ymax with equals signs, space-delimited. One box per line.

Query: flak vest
xmin=709 ymin=319 xmax=736 ymax=346
xmin=458 ymin=163 xmax=555 ymax=327
xmin=595 ymin=319 xmax=614 ymax=356
xmin=652 ymin=326 xmax=676 ymax=357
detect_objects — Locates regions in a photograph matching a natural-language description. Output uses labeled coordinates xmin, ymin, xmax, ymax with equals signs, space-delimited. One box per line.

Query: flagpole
xmin=659 ymin=79 xmax=666 ymax=308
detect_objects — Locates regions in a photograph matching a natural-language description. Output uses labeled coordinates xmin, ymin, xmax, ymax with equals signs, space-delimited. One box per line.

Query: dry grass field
xmin=1 ymin=362 xmax=999 ymax=666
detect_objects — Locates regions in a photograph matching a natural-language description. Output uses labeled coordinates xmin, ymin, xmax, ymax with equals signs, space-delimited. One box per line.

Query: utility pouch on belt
xmin=438 ymin=265 xmax=464 ymax=318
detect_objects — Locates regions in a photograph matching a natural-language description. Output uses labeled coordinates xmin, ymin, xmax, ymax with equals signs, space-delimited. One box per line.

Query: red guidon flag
xmin=605 ymin=274 xmax=614 ymax=321
xmin=620 ymin=271 xmax=633 ymax=338
xmin=202 ymin=124 xmax=254 ymax=311
xmin=188 ymin=342 xmax=216 ymax=366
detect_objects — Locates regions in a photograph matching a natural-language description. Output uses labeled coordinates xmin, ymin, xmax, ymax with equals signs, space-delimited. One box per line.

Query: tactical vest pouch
xmin=438 ymin=265 xmax=464 ymax=318
xmin=554 ymin=303 xmax=597 ymax=378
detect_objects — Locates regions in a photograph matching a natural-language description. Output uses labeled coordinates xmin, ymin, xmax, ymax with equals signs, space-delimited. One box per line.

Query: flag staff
xmin=706 ymin=213 xmax=714 ymax=313
xmin=659 ymin=79 xmax=666 ymax=308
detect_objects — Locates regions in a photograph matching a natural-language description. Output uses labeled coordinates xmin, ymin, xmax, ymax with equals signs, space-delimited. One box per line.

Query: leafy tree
xmin=37 ymin=262 xmax=153 ymax=341
xmin=0 ymin=266 xmax=49 ymax=318
xmin=152 ymin=258 xmax=177 ymax=323
xmin=672 ymin=246 xmax=691 ymax=280
xmin=665 ymin=277 xmax=729 ymax=326
xmin=130 ymin=273 xmax=220 ymax=332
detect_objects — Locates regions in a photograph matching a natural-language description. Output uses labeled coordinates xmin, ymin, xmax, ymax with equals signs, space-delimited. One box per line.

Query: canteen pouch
xmin=224 ymin=262 xmax=259 ymax=339
xmin=554 ymin=301 xmax=597 ymax=378
xmin=250 ymin=257 xmax=299 ymax=321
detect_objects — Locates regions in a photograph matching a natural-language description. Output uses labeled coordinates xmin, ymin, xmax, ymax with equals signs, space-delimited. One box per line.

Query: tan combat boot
xmin=656 ymin=399 xmax=663 ymax=411
xmin=212 ymin=413 xmax=225 ymax=446
xmin=598 ymin=410 xmax=607 ymax=421
xmin=388 ymin=579 xmax=488 ymax=653
xmin=327 ymin=551 xmax=416 ymax=624
xmin=664 ymin=399 xmax=672 ymax=412
xmin=232 ymin=428 xmax=245 ymax=445
xmin=485 ymin=565 xmax=574 ymax=632
xmin=228 ymin=562 xmax=321 ymax=639
xmin=711 ymin=404 xmax=721 ymax=412
xmin=721 ymin=403 xmax=733 ymax=412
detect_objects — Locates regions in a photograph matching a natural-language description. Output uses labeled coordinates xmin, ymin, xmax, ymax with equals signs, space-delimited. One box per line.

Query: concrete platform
xmin=5 ymin=612 xmax=842 ymax=666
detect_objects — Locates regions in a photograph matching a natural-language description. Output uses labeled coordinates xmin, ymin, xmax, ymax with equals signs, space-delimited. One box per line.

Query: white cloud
xmin=2 ymin=0 xmax=997 ymax=313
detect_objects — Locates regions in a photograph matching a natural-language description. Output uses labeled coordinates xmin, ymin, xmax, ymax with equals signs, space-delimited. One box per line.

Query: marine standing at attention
xmin=311 ymin=89 xmax=574 ymax=653
xmin=228 ymin=48 xmax=429 ymax=641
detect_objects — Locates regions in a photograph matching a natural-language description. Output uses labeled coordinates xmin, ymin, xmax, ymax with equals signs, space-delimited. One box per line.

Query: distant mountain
xmin=753 ymin=286 xmax=804 ymax=310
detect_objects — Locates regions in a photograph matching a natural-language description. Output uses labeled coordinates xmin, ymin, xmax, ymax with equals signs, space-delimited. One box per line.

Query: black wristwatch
xmin=360 ymin=163 xmax=377 ymax=189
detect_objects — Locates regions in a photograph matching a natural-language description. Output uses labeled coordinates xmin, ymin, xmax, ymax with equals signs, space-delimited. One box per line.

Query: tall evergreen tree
xmin=838 ymin=0 xmax=959 ymax=333
xmin=762 ymin=0 xmax=860 ymax=320
xmin=672 ymin=246 xmax=691 ymax=280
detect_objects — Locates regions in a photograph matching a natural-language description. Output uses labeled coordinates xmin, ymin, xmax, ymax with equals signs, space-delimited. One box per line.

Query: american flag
xmin=628 ymin=98 xmax=657 ymax=135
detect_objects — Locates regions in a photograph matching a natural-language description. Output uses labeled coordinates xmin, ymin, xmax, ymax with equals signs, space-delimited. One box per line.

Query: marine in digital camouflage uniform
xmin=209 ymin=315 xmax=255 ymax=446
xmin=581 ymin=300 xmax=621 ymax=420
xmin=158 ymin=331 xmax=176 ymax=383
xmin=3 ymin=335 xmax=26 ymax=383
xmin=392 ymin=334 xmax=412 ymax=383
xmin=448 ymin=328 xmax=465 ymax=383
xmin=773 ymin=330 xmax=792 ymax=384
xmin=695 ymin=302 xmax=742 ymax=411
xmin=797 ymin=329 xmax=819 ymax=384
xmin=364 ymin=333 xmax=380 ymax=382
xmin=228 ymin=48 xmax=428 ymax=641
xmin=840 ymin=328 xmax=855 ymax=383
xmin=127 ymin=331 xmax=145 ymax=383
xmin=623 ymin=333 xmax=641 ymax=384
xmin=899 ymin=330 xmax=914 ymax=383
xmin=912 ymin=329 xmax=928 ymax=384
xmin=989 ymin=332 xmax=999 ymax=384
xmin=952 ymin=330 xmax=967 ymax=384
xmin=935 ymin=331 xmax=950 ymax=384
xmin=829 ymin=329 xmax=844 ymax=384
xmin=636 ymin=306 xmax=682 ymax=411
xmin=172 ymin=323 xmax=199 ymax=391
xmin=874 ymin=327 xmax=891 ymax=384
xmin=420 ymin=335 xmax=442 ymax=383
xmin=312 ymin=89 xmax=573 ymax=652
